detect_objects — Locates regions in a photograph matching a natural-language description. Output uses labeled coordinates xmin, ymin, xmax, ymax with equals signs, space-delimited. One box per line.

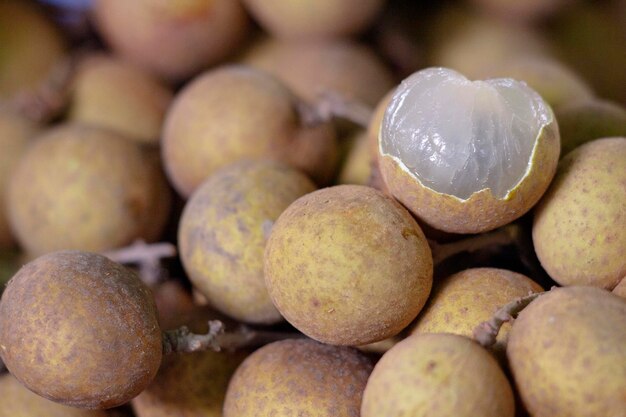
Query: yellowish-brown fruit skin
xmin=8 ymin=124 xmax=171 ymax=256
xmin=361 ymin=333 xmax=515 ymax=417
xmin=92 ymin=0 xmax=249 ymax=82
xmin=338 ymin=131 xmax=371 ymax=186
xmin=411 ymin=268 xmax=543 ymax=358
xmin=533 ymin=137 xmax=626 ymax=289
xmin=162 ymin=66 xmax=337 ymax=198
xmin=0 ymin=110 xmax=38 ymax=249
xmin=241 ymin=0 xmax=385 ymax=39
xmin=69 ymin=54 xmax=173 ymax=145
xmin=179 ymin=160 xmax=316 ymax=324
xmin=0 ymin=251 xmax=163 ymax=409
xmin=0 ymin=374 xmax=108 ymax=417
xmin=556 ymin=99 xmax=626 ymax=156
xmin=485 ymin=57 xmax=593 ymax=110
xmin=223 ymin=339 xmax=373 ymax=417
xmin=265 ymin=185 xmax=433 ymax=346
xmin=507 ymin=286 xmax=626 ymax=417
xmin=240 ymin=38 xmax=395 ymax=107
xmin=0 ymin=0 xmax=66 ymax=98
xmin=379 ymin=117 xmax=560 ymax=234
xmin=132 ymin=350 xmax=247 ymax=417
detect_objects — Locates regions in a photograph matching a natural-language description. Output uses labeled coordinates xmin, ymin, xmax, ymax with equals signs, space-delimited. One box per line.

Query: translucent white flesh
xmin=381 ymin=67 xmax=551 ymax=200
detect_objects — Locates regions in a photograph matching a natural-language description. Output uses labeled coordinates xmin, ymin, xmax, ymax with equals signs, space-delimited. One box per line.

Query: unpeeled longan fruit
xmin=0 ymin=251 xmax=162 ymax=409
xmin=8 ymin=124 xmax=171 ymax=256
xmin=264 ymin=185 xmax=433 ymax=346
xmin=223 ymin=339 xmax=372 ymax=417
xmin=361 ymin=333 xmax=515 ymax=417
xmin=162 ymin=66 xmax=337 ymax=197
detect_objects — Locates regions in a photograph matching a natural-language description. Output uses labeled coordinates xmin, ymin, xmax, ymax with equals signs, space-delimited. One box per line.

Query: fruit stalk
xmin=473 ymin=291 xmax=544 ymax=347
xmin=162 ymin=321 xmax=302 ymax=354
xmin=104 ymin=240 xmax=177 ymax=286
xmin=298 ymin=90 xmax=373 ymax=128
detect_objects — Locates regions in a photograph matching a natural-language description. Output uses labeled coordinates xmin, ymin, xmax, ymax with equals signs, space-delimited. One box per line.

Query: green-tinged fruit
xmin=179 ymin=160 xmax=315 ymax=324
xmin=556 ymin=99 xmax=626 ymax=156
xmin=8 ymin=124 xmax=171 ymax=256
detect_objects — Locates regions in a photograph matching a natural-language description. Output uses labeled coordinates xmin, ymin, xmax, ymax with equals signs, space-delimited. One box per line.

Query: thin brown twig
xmin=473 ymin=291 xmax=544 ymax=348
xmin=103 ymin=240 xmax=177 ymax=286
xmin=298 ymin=91 xmax=374 ymax=128
xmin=162 ymin=321 xmax=302 ymax=355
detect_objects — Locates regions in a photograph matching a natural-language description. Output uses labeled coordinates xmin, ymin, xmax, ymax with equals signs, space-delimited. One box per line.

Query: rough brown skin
xmin=0 ymin=374 xmax=109 ymax=416
xmin=0 ymin=109 xmax=39 ymax=249
xmin=132 ymin=350 xmax=247 ymax=417
xmin=241 ymin=0 xmax=386 ymax=39
xmin=379 ymin=113 xmax=560 ymax=234
xmin=0 ymin=0 xmax=66 ymax=98
xmin=223 ymin=339 xmax=373 ymax=417
xmin=533 ymin=137 xmax=626 ymax=289
xmin=507 ymin=286 xmax=626 ymax=417
xmin=7 ymin=124 xmax=171 ymax=256
xmin=179 ymin=160 xmax=316 ymax=324
xmin=0 ymin=251 xmax=163 ymax=409
xmin=556 ymin=98 xmax=626 ymax=156
xmin=92 ymin=0 xmax=249 ymax=82
xmin=411 ymin=267 xmax=543 ymax=359
xmin=264 ymin=185 xmax=433 ymax=346
xmin=361 ymin=333 xmax=515 ymax=417
xmin=162 ymin=66 xmax=337 ymax=198
xmin=69 ymin=54 xmax=174 ymax=145
xmin=240 ymin=38 xmax=395 ymax=107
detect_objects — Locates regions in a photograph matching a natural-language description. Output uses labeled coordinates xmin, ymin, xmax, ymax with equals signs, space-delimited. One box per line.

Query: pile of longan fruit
xmin=0 ymin=1 xmax=624 ymax=416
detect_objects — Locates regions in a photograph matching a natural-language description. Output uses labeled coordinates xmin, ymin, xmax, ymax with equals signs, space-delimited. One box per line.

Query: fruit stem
xmin=297 ymin=90 xmax=373 ymax=128
xmin=103 ymin=240 xmax=177 ymax=286
xmin=473 ymin=291 xmax=544 ymax=348
xmin=430 ymin=224 xmax=521 ymax=266
xmin=162 ymin=321 xmax=303 ymax=354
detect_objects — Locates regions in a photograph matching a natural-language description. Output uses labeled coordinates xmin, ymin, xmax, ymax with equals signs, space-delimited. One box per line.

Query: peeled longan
xmin=223 ymin=339 xmax=372 ymax=417
xmin=162 ymin=66 xmax=337 ymax=197
xmin=0 ymin=251 xmax=162 ymax=409
xmin=69 ymin=54 xmax=173 ymax=145
xmin=8 ymin=124 xmax=171 ymax=256
xmin=264 ymin=185 xmax=433 ymax=346
xmin=241 ymin=0 xmax=386 ymax=39
xmin=93 ymin=0 xmax=249 ymax=81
